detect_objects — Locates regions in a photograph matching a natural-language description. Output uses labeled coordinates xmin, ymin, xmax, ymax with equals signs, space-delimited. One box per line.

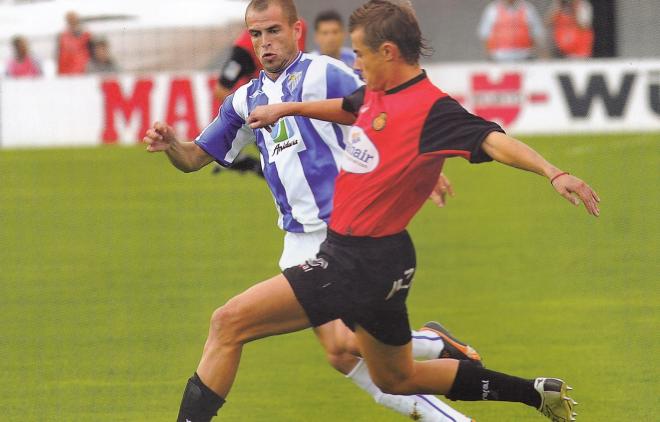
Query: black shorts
xmin=284 ymin=229 xmax=416 ymax=346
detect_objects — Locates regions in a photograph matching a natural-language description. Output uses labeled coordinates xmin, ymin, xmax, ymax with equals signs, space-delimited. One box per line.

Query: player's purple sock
xmin=446 ymin=360 xmax=541 ymax=408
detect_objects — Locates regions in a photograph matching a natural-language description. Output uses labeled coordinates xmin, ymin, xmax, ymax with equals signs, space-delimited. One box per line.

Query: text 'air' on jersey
xmin=331 ymin=72 xmax=504 ymax=237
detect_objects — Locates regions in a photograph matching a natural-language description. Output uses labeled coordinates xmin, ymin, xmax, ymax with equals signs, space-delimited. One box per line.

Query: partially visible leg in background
xmin=316 ymin=320 xmax=475 ymax=421
xmin=354 ymin=325 xmax=577 ymax=422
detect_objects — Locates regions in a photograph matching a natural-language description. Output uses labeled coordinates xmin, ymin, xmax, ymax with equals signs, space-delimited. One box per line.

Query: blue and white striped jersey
xmin=195 ymin=52 xmax=363 ymax=233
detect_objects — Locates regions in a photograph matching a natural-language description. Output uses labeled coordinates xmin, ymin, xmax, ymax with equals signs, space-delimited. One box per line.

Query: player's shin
xmin=177 ymin=373 xmax=226 ymax=422
xmin=347 ymin=359 xmax=474 ymax=422
xmin=446 ymin=360 xmax=541 ymax=408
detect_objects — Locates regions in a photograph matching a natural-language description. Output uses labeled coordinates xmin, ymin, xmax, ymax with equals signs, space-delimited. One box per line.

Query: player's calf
xmin=446 ymin=361 xmax=578 ymax=420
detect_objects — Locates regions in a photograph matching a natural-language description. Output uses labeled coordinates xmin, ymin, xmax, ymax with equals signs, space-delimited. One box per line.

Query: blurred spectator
xmin=311 ymin=10 xmax=355 ymax=67
xmin=546 ymin=0 xmax=594 ymax=58
xmin=478 ymin=0 xmax=546 ymax=61
xmin=213 ymin=20 xmax=307 ymax=103
xmin=86 ymin=37 xmax=119 ymax=73
xmin=56 ymin=11 xmax=92 ymax=75
xmin=5 ymin=35 xmax=42 ymax=78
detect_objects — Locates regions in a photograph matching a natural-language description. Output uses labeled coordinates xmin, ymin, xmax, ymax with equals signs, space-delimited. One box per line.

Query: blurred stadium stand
xmin=1 ymin=0 xmax=658 ymax=76
xmin=297 ymin=0 xmax=659 ymax=62
xmin=0 ymin=0 xmax=247 ymax=75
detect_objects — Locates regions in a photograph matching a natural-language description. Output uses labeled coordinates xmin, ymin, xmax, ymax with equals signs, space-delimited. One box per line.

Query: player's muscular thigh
xmin=210 ymin=274 xmax=310 ymax=344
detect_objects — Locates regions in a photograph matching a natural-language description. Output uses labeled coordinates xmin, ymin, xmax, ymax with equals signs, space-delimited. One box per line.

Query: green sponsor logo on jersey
xmin=272 ymin=119 xmax=290 ymax=143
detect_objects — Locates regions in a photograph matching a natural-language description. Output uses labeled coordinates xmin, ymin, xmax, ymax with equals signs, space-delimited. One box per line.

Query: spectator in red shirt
xmin=5 ymin=35 xmax=42 ymax=78
xmin=56 ymin=11 xmax=92 ymax=75
xmin=478 ymin=0 xmax=546 ymax=61
xmin=546 ymin=0 xmax=594 ymax=58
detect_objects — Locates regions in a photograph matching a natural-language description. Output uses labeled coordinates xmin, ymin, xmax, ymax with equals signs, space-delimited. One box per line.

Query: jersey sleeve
xmin=419 ymin=96 xmax=504 ymax=163
xmin=194 ymin=93 xmax=255 ymax=167
xmin=301 ymin=55 xmax=363 ymax=102
xmin=325 ymin=61 xmax=362 ymax=99
xmin=218 ymin=46 xmax=258 ymax=90
xmin=341 ymin=86 xmax=366 ymax=115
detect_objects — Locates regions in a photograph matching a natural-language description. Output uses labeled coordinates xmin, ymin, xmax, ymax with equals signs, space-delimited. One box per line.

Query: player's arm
xmin=481 ymin=131 xmax=600 ymax=216
xmin=247 ymin=98 xmax=356 ymax=129
xmin=144 ymin=122 xmax=214 ymax=173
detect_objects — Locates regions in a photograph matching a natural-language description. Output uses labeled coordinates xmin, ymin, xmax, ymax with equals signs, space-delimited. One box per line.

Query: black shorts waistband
xmin=326 ymin=229 xmax=410 ymax=248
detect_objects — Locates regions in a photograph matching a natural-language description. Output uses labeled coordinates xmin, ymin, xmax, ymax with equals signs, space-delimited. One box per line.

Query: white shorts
xmin=279 ymin=228 xmax=327 ymax=270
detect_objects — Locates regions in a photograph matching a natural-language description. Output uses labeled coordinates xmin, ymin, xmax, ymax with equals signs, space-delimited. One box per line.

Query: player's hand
xmin=143 ymin=121 xmax=177 ymax=152
xmin=428 ymin=172 xmax=455 ymax=207
xmin=551 ymin=173 xmax=601 ymax=217
xmin=247 ymin=104 xmax=286 ymax=131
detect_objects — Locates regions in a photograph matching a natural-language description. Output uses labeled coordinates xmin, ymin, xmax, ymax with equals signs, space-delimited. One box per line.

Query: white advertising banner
xmin=0 ymin=72 xmax=220 ymax=148
xmin=426 ymin=59 xmax=660 ymax=134
xmin=0 ymin=59 xmax=658 ymax=148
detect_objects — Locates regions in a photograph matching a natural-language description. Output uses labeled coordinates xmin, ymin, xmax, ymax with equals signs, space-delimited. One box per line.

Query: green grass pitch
xmin=1 ymin=133 xmax=657 ymax=421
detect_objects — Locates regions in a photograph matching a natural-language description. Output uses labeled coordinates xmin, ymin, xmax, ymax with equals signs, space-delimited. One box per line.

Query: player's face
xmin=314 ymin=21 xmax=344 ymax=58
xmin=351 ymin=28 xmax=387 ymax=91
xmin=246 ymin=5 xmax=301 ymax=77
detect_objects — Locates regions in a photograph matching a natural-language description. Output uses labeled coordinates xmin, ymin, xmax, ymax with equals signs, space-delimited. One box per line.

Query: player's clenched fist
xmin=144 ymin=122 xmax=177 ymax=152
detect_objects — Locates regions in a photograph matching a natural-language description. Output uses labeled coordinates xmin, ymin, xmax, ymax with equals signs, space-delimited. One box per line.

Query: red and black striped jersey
xmin=330 ymin=72 xmax=503 ymax=237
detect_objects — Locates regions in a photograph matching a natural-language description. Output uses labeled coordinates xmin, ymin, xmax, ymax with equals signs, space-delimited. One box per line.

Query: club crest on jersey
xmin=286 ymin=71 xmax=303 ymax=92
xmin=372 ymin=112 xmax=387 ymax=131
xmin=342 ymin=126 xmax=379 ymax=174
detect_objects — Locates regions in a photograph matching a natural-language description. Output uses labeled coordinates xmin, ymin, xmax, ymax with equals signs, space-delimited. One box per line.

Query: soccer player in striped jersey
xmin=211 ymin=21 xmax=307 ymax=178
xmin=144 ymin=1 xmax=478 ymax=421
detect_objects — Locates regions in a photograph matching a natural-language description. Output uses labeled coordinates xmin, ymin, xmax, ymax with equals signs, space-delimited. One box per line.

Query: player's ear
xmin=380 ymin=42 xmax=398 ymax=62
xmin=293 ymin=20 xmax=302 ymax=43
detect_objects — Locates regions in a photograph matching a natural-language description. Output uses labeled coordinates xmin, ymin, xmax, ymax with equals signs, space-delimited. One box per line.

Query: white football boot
xmin=534 ymin=378 xmax=578 ymax=421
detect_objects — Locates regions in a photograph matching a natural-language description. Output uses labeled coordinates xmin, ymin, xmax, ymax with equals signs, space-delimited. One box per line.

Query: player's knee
xmin=371 ymin=371 xmax=413 ymax=395
xmin=324 ymin=347 xmax=358 ymax=374
xmin=209 ymin=301 xmax=247 ymax=345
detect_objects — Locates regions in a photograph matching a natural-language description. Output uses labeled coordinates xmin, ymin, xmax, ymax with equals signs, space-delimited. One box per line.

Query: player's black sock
xmin=446 ymin=360 xmax=541 ymax=408
xmin=176 ymin=372 xmax=226 ymax=422
xmin=214 ymin=156 xmax=264 ymax=178
xmin=235 ymin=156 xmax=264 ymax=178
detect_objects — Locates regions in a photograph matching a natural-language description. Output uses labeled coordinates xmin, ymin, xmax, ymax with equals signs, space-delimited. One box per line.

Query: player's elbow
xmin=178 ymin=164 xmax=199 ymax=173
xmin=172 ymin=156 xmax=208 ymax=173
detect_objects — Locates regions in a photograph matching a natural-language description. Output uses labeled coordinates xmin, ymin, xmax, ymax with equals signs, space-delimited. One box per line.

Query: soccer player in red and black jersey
xmin=177 ymin=1 xmax=599 ymax=421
